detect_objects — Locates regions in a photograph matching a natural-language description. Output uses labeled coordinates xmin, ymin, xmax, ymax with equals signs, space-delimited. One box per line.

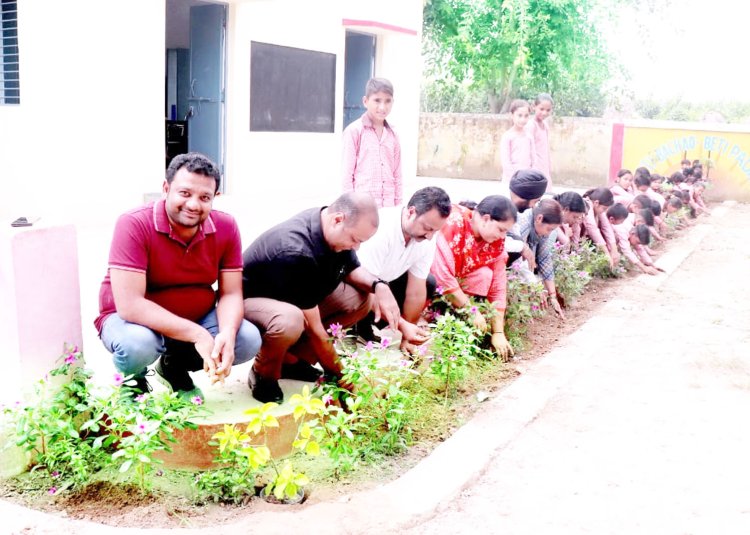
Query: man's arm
xmin=344 ymin=266 xmax=400 ymax=330
xmin=110 ymin=269 xmax=215 ymax=362
xmin=301 ymin=305 xmax=342 ymax=376
xmin=213 ymin=270 xmax=245 ymax=375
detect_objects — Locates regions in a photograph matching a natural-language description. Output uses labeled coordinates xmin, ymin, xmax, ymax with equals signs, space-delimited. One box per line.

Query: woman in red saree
xmin=431 ymin=195 xmax=518 ymax=360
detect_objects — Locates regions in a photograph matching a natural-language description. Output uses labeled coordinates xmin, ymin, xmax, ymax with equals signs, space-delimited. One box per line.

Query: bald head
xmin=323 ymin=192 xmax=379 ymax=252
xmin=328 ymin=192 xmax=379 ymax=229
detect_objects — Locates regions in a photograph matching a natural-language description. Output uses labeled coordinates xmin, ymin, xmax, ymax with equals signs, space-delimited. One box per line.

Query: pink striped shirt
xmin=525 ymin=117 xmax=551 ymax=180
xmin=342 ymin=112 xmax=402 ymax=207
xmin=500 ymin=128 xmax=535 ymax=182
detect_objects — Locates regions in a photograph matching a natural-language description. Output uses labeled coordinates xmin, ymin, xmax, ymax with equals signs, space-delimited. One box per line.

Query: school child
xmin=525 ymin=93 xmax=554 ymax=188
xmin=577 ymin=187 xmax=619 ymax=269
xmin=342 ymin=77 xmax=402 ymax=207
xmin=500 ymin=99 xmax=535 ymax=182
xmin=606 ymin=203 xmax=659 ymax=275
xmin=649 ymin=197 xmax=670 ymax=237
xmin=664 ymin=196 xmax=691 ymax=229
xmin=651 ymin=174 xmax=670 ymax=196
xmin=552 ymin=191 xmax=586 ymax=247
xmin=611 ymin=169 xmax=635 ymax=207
xmin=680 ymin=159 xmax=692 ymax=172
xmin=692 ymin=181 xmax=711 ymax=215
xmin=634 ymin=174 xmax=666 ymax=210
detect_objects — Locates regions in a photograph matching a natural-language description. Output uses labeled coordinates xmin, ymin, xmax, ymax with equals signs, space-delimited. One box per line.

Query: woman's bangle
xmin=491 ymin=331 xmax=503 ymax=334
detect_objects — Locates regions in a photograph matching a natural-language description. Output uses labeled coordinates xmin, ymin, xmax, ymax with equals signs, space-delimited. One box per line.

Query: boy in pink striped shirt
xmin=342 ymin=78 xmax=402 ymax=207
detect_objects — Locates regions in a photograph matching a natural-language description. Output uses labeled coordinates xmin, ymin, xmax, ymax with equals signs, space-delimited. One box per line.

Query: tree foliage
xmin=423 ymin=0 xmax=613 ymax=115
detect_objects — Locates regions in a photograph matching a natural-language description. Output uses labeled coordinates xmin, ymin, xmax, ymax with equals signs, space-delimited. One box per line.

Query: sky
xmin=606 ymin=0 xmax=750 ymax=102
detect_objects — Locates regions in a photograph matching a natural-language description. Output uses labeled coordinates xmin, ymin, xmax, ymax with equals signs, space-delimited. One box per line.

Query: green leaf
xmin=119 ymin=459 xmax=133 ymax=473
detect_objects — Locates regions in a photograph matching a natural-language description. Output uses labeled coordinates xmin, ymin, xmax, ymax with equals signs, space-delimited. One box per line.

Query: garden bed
xmin=0 ymin=270 xmax=631 ymax=530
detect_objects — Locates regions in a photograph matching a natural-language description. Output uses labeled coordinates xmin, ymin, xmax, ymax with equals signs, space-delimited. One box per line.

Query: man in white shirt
xmin=356 ymin=187 xmax=451 ymax=349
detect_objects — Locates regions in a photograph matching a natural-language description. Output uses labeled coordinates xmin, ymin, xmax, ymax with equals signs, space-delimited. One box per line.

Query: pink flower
xmin=470 ymin=306 xmax=478 ymax=314
xmin=531 ymin=305 xmax=539 ymax=311
xmin=449 ymin=355 xmax=458 ymax=361
xmin=64 ymin=353 xmax=77 ymax=365
xmin=135 ymin=423 xmax=147 ymax=434
xmin=328 ymin=322 xmax=343 ymax=340
xmin=435 ymin=285 xmax=444 ymax=295
xmin=134 ymin=394 xmax=146 ymax=403
xmin=48 ymin=487 xmax=57 ymax=495
xmin=322 ymin=394 xmax=333 ymax=406
xmin=191 ymin=396 xmax=203 ymax=406
xmin=113 ymin=373 xmax=125 ymax=387
xmin=364 ymin=341 xmax=374 ymax=351
xmin=51 ymin=471 xmax=60 ymax=478
xmin=418 ymin=344 xmax=428 ymax=356
xmin=380 ymin=338 xmax=390 ymax=349
xmin=399 ymin=359 xmax=411 ymax=367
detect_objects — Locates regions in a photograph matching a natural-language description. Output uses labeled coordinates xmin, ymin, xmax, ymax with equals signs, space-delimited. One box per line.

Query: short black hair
xmin=166 ymin=152 xmax=221 ymax=192
xmin=408 ymin=187 xmax=452 ymax=218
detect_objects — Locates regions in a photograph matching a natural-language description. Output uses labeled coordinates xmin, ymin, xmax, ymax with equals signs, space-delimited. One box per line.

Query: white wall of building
xmin=0 ymin=0 xmax=165 ymax=224
xmin=220 ymin=0 xmax=423 ymax=241
xmin=1 ymin=0 xmax=423 ymax=241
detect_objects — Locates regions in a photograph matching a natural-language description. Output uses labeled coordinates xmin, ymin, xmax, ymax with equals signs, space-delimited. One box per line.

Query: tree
xmin=423 ymin=0 xmax=612 ymax=114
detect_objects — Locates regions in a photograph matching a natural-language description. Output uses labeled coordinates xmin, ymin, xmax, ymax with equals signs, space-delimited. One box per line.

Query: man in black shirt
xmin=242 ymin=192 xmax=400 ymax=402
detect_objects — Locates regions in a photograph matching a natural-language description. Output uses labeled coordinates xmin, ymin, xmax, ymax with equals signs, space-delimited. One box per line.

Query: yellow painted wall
xmin=622 ymin=123 xmax=750 ymax=201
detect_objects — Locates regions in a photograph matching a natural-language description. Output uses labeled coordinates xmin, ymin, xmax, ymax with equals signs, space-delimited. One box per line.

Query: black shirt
xmin=242 ymin=207 xmax=360 ymax=310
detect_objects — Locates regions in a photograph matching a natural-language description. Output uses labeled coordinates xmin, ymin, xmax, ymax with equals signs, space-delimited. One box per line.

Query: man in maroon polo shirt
xmin=95 ymin=152 xmax=261 ymax=400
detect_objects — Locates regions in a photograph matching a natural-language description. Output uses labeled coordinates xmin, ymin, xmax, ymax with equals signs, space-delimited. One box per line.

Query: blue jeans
xmin=100 ymin=309 xmax=261 ymax=378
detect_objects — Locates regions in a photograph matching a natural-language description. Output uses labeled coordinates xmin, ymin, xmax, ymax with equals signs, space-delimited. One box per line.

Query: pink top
xmin=525 ymin=117 xmax=551 ymax=179
xmin=95 ymin=201 xmax=242 ymax=334
xmin=500 ymin=128 xmax=534 ymax=182
xmin=571 ymin=198 xmax=611 ymax=251
xmin=612 ymin=214 xmax=653 ymax=266
xmin=432 ymin=205 xmax=508 ymax=310
xmin=342 ymin=112 xmax=402 ymax=207
xmin=610 ymin=184 xmax=634 ymax=208
xmin=644 ymin=187 xmax=666 ymax=208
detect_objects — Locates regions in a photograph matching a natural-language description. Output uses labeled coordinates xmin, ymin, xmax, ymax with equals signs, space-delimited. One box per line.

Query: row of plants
xmin=0 ymin=240 xmax=630 ymax=507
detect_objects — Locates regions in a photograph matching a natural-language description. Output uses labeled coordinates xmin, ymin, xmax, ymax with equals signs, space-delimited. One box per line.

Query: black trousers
xmin=356 ymin=272 xmax=436 ymax=339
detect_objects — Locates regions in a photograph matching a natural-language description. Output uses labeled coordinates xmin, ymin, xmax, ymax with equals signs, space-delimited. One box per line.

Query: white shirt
xmin=356 ymin=206 xmax=436 ymax=281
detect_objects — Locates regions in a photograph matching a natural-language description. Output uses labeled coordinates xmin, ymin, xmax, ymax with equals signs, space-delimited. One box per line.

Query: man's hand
xmin=209 ymin=331 xmax=236 ymax=384
xmin=373 ymin=284 xmax=401 ymax=330
xmin=491 ymin=332 xmax=514 ymax=361
xmin=641 ymin=264 xmax=660 ymax=276
xmin=400 ymin=320 xmax=430 ymax=345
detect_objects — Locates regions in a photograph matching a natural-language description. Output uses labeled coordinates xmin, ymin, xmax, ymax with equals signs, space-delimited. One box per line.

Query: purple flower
xmin=113 ymin=373 xmax=125 ymax=387
xmin=364 ymin=341 xmax=374 ymax=351
xmin=135 ymin=423 xmax=147 ymax=434
xmin=64 ymin=353 xmax=77 ymax=365
xmin=134 ymin=394 xmax=146 ymax=403
xmin=328 ymin=322 xmax=343 ymax=340
xmin=418 ymin=344 xmax=428 ymax=356
xmin=191 ymin=396 xmax=204 ymax=406
xmin=399 ymin=359 xmax=411 ymax=367
xmin=48 ymin=487 xmax=57 ymax=495
xmin=435 ymin=285 xmax=444 ymax=295
xmin=470 ymin=306 xmax=478 ymax=314
xmin=449 ymin=355 xmax=458 ymax=361
xmin=322 ymin=394 xmax=333 ymax=406
xmin=51 ymin=471 xmax=60 ymax=478
xmin=531 ymin=305 xmax=539 ymax=311
xmin=380 ymin=338 xmax=390 ymax=349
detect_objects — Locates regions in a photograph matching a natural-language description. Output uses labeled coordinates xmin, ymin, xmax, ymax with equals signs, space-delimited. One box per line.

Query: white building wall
xmin=0 ymin=0 xmax=165 ymax=224
xmin=220 ymin=0 xmax=423 ymax=241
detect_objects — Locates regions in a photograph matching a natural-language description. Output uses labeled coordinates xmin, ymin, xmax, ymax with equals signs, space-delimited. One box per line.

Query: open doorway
xmin=343 ymin=31 xmax=375 ymax=130
xmin=165 ymin=0 xmax=227 ymax=183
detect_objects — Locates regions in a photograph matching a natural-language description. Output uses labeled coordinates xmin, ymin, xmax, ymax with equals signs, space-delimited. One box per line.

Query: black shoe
xmin=124 ymin=371 xmax=153 ymax=398
xmin=248 ymin=366 xmax=283 ymax=403
xmin=155 ymin=355 xmax=205 ymax=401
xmin=281 ymin=360 xmax=323 ymax=382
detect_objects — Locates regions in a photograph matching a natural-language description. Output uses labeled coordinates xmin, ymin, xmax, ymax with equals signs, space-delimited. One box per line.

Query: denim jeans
xmin=100 ymin=309 xmax=262 ymax=378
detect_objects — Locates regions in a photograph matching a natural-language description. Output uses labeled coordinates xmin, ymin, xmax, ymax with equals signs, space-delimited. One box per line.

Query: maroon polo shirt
xmin=94 ymin=200 xmax=243 ymax=335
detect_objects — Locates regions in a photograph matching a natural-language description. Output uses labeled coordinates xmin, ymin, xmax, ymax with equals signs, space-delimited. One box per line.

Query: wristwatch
xmin=371 ymin=278 xmax=389 ymax=293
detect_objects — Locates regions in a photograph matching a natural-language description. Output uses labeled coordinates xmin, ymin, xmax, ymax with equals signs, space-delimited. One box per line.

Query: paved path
xmin=403 ymin=202 xmax=750 ymax=535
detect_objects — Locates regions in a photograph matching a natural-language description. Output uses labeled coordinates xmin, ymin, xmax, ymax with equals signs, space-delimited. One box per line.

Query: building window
xmin=250 ymin=41 xmax=335 ymax=133
xmin=1 ymin=0 xmax=20 ymax=105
